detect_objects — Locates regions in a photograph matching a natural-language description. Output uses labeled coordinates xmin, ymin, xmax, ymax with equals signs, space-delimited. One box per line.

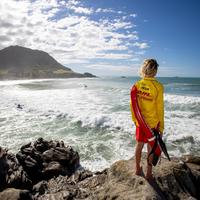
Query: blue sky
xmin=0 ymin=0 xmax=200 ymax=77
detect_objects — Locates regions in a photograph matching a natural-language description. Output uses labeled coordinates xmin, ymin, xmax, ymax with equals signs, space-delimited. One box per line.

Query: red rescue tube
xmin=130 ymin=86 xmax=161 ymax=156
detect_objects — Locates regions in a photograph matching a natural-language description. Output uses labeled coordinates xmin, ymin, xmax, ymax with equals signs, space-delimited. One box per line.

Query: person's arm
xmin=157 ymin=84 xmax=164 ymax=134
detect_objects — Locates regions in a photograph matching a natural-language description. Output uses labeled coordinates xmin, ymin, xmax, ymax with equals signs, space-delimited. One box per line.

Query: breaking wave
xmin=0 ymin=77 xmax=200 ymax=171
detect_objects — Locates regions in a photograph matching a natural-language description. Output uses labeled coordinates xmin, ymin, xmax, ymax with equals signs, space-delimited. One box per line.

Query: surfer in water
xmin=130 ymin=59 xmax=164 ymax=180
xmin=17 ymin=104 xmax=23 ymax=109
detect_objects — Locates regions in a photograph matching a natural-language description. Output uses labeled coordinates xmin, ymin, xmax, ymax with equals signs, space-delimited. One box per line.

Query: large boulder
xmin=16 ymin=138 xmax=80 ymax=183
xmin=0 ymin=147 xmax=8 ymax=191
xmin=0 ymin=147 xmax=32 ymax=192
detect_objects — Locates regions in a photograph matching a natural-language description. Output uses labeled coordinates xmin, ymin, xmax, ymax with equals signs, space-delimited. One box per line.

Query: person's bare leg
xmin=135 ymin=141 xmax=144 ymax=175
xmin=146 ymin=143 xmax=153 ymax=179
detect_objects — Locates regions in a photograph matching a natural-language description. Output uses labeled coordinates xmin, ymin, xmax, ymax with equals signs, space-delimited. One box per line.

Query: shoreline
xmin=0 ymin=138 xmax=200 ymax=200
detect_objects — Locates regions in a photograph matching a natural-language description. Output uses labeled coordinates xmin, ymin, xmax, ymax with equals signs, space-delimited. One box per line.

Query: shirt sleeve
xmin=156 ymin=84 xmax=164 ymax=133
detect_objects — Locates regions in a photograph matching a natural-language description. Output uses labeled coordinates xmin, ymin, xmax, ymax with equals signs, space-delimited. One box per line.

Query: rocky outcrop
xmin=36 ymin=155 xmax=200 ymax=200
xmin=0 ymin=147 xmax=31 ymax=191
xmin=91 ymin=156 xmax=200 ymax=200
xmin=0 ymin=138 xmax=80 ymax=199
xmin=0 ymin=139 xmax=200 ymax=200
xmin=16 ymin=138 xmax=80 ymax=183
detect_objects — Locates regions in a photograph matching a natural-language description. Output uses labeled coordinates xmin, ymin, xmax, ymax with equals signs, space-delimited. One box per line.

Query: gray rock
xmin=0 ymin=148 xmax=32 ymax=191
xmin=43 ymin=161 xmax=64 ymax=179
xmin=32 ymin=181 xmax=47 ymax=195
xmin=16 ymin=138 xmax=80 ymax=183
xmin=38 ymin=191 xmax=73 ymax=200
xmin=0 ymin=147 xmax=9 ymax=191
xmin=0 ymin=188 xmax=32 ymax=200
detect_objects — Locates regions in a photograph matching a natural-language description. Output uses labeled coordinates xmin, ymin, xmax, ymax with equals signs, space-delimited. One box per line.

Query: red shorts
xmin=135 ymin=126 xmax=148 ymax=143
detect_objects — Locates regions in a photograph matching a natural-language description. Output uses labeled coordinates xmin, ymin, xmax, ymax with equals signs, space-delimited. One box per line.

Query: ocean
xmin=0 ymin=77 xmax=200 ymax=171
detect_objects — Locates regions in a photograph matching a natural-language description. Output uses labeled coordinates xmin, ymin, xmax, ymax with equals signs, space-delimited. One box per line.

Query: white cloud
xmin=0 ymin=0 xmax=149 ymax=74
xmin=94 ymin=52 xmax=133 ymax=60
xmin=64 ymin=0 xmax=93 ymax=15
xmin=69 ymin=6 xmax=94 ymax=15
xmin=135 ymin=51 xmax=146 ymax=55
xmin=67 ymin=0 xmax=80 ymax=6
xmin=133 ymin=42 xmax=149 ymax=49
xmin=112 ymin=19 xmax=133 ymax=30
xmin=96 ymin=8 xmax=117 ymax=13
xmin=85 ymin=63 xmax=136 ymax=73
xmin=130 ymin=13 xmax=137 ymax=18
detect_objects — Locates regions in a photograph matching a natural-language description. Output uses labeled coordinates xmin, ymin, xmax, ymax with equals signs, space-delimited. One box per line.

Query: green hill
xmin=0 ymin=46 xmax=95 ymax=79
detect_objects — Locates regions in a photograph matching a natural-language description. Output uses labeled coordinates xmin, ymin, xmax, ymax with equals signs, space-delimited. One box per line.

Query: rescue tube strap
xmin=148 ymin=136 xmax=156 ymax=142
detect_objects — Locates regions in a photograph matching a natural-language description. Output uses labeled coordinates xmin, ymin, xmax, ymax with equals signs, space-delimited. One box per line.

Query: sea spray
xmin=0 ymin=77 xmax=200 ymax=171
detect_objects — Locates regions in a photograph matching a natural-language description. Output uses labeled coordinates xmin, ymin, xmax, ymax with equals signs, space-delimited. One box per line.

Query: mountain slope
xmin=0 ymin=46 xmax=95 ymax=79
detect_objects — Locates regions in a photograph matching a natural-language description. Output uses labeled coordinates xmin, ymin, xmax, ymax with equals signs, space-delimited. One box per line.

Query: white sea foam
xmin=0 ymin=78 xmax=200 ymax=171
xmin=165 ymin=93 xmax=200 ymax=105
xmin=0 ymin=79 xmax=53 ymax=86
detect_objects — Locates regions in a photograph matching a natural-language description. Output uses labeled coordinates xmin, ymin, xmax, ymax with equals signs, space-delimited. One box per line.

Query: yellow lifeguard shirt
xmin=130 ymin=77 xmax=164 ymax=133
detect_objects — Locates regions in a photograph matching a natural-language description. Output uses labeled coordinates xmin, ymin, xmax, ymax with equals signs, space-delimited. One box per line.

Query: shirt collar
xmin=143 ymin=77 xmax=156 ymax=80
